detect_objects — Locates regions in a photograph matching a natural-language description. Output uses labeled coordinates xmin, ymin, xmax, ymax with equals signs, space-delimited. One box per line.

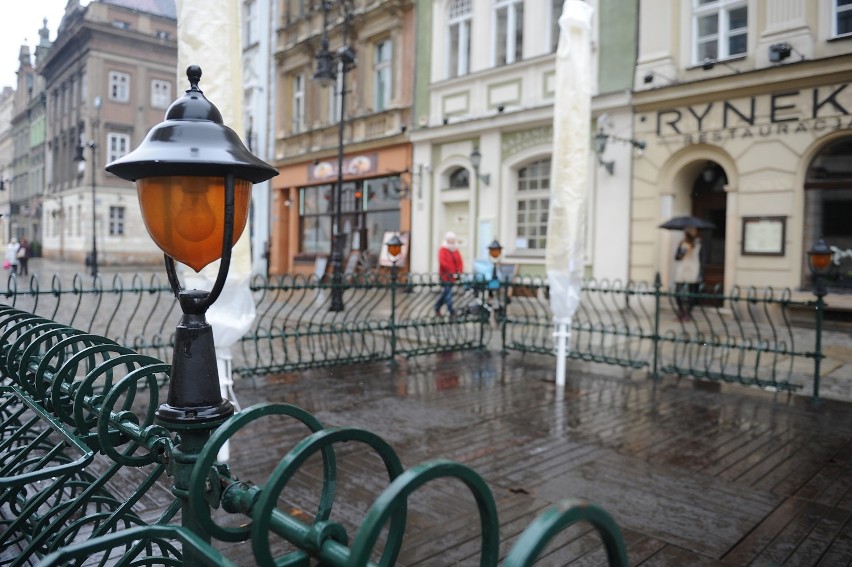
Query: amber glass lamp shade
xmin=488 ymin=239 xmax=503 ymax=260
xmin=137 ymin=176 xmax=251 ymax=272
xmin=808 ymin=239 xmax=833 ymax=276
xmin=385 ymin=233 xmax=403 ymax=262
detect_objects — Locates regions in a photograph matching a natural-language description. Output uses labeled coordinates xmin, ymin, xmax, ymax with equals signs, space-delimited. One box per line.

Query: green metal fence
xmin=502 ymin=275 xmax=824 ymax=397
xmin=0 ymin=270 xmax=826 ymax=398
xmin=0 ymin=306 xmax=628 ymax=565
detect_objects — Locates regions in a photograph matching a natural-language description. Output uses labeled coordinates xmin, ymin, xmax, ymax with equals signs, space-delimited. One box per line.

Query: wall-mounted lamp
xmin=594 ymin=130 xmax=615 ymax=174
xmin=470 ymin=146 xmax=490 ymax=186
xmin=769 ymin=42 xmax=805 ymax=63
xmin=701 ymin=57 xmax=740 ymax=73
xmin=593 ymin=129 xmax=645 ymax=175
xmin=415 ymin=164 xmax=429 ymax=199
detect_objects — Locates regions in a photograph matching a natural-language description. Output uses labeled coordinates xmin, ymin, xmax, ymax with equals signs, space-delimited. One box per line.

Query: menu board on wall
xmin=742 ymin=216 xmax=786 ymax=256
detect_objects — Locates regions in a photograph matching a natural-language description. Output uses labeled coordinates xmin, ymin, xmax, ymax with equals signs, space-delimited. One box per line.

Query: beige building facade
xmin=635 ymin=0 xmax=852 ymax=304
xmin=39 ymin=0 xmax=177 ymax=265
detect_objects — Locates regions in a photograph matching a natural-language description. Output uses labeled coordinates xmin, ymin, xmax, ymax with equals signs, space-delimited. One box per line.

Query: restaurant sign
xmin=308 ymin=154 xmax=378 ymax=181
xmin=654 ymin=83 xmax=852 ymax=144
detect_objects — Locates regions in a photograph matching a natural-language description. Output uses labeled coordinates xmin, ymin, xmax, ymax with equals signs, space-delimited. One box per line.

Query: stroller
xmin=463 ymin=259 xmax=502 ymax=319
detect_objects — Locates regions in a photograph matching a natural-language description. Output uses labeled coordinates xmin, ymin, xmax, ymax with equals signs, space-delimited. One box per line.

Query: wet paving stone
xmin=216 ymin=351 xmax=852 ymax=565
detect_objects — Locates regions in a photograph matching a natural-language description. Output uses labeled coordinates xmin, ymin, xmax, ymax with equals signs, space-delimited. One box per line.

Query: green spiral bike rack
xmin=0 ymin=306 xmax=628 ymax=565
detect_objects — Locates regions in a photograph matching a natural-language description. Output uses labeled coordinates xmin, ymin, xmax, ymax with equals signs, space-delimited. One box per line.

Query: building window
xmin=374 ymin=40 xmax=392 ymax=112
xmin=447 ymin=0 xmax=471 ymax=78
xmin=447 ymin=167 xmax=469 ymax=189
xmin=288 ymin=0 xmax=307 ymax=20
xmin=328 ymin=61 xmax=342 ymax=125
xmin=550 ymin=0 xmax=562 ymax=52
xmin=299 ymin=177 xmax=401 ymax=256
xmin=834 ymin=0 xmax=852 ymax=37
xmin=494 ymin=0 xmax=523 ymax=66
xmin=293 ymin=74 xmax=305 ymax=134
xmin=109 ymin=206 xmax=125 ymax=236
xmin=108 ymin=71 xmax=130 ymax=103
xmin=151 ymin=80 xmax=171 ymax=109
xmin=693 ymin=0 xmax=747 ymax=64
xmin=107 ymin=133 xmax=130 ymax=163
xmin=515 ymin=158 xmax=551 ymax=251
xmin=244 ymin=0 xmax=257 ymax=46
xmin=155 ymin=30 xmax=171 ymax=40
xmin=112 ymin=20 xmax=131 ymax=30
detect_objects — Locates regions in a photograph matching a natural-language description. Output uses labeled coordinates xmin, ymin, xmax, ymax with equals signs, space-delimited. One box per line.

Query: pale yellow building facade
xmin=635 ymin=0 xmax=852 ymax=305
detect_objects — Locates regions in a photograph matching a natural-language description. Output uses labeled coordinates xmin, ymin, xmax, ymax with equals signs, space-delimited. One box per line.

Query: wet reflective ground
xmin=221 ymin=351 xmax=852 ymax=565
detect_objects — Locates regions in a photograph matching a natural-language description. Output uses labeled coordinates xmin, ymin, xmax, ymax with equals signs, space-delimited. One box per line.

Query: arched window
xmin=515 ymin=158 xmax=550 ymax=251
xmin=805 ymin=138 xmax=852 ymax=291
xmin=447 ymin=167 xmax=469 ymax=189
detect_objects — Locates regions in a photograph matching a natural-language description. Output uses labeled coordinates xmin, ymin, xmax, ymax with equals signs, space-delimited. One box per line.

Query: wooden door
xmin=692 ymin=185 xmax=727 ymax=294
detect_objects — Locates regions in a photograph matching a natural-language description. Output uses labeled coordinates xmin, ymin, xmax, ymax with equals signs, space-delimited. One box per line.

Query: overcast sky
xmin=0 ymin=1 xmax=91 ymax=90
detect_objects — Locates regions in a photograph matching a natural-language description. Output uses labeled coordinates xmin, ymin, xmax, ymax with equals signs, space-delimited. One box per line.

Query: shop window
xmin=805 ymin=138 xmax=852 ymax=292
xmin=692 ymin=0 xmax=747 ymax=64
xmin=515 ymin=158 xmax=551 ymax=251
xmin=298 ymin=176 xmax=402 ymax=256
xmin=494 ymin=0 xmax=523 ymax=66
xmin=447 ymin=0 xmax=472 ymax=78
xmin=834 ymin=0 xmax=852 ymax=37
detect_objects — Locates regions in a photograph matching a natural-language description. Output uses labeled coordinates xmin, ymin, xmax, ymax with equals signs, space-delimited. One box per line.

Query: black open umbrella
xmin=658 ymin=216 xmax=716 ymax=231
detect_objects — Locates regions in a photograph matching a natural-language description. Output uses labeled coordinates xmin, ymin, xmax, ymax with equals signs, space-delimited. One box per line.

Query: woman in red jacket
xmin=435 ymin=232 xmax=464 ymax=316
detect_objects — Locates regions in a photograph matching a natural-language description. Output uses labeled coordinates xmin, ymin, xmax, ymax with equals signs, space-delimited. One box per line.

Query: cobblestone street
xmin=215 ymin=351 xmax=852 ymax=565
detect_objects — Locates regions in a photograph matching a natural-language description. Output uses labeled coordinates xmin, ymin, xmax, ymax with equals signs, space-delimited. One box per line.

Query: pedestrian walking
xmin=674 ymin=227 xmax=702 ymax=321
xmin=17 ymin=239 xmax=29 ymax=276
xmin=434 ymin=232 xmax=463 ymax=317
xmin=5 ymin=239 xmax=20 ymax=275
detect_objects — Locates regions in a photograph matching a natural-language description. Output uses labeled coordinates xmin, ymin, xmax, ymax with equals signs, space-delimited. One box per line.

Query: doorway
xmin=691 ymin=162 xmax=727 ymax=293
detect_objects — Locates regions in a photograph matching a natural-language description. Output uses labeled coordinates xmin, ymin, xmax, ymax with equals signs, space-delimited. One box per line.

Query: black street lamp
xmin=807 ymin=238 xmax=833 ymax=405
xmin=105 ymin=65 xmax=277 ymax=543
xmin=488 ymin=239 xmax=503 ymax=282
xmin=386 ymin=233 xmax=403 ymax=362
xmin=74 ymin=95 xmax=102 ymax=278
xmin=0 ymin=176 xmax=10 ymax=241
xmin=107 ymin=65 xmax=277 ymax=423
xmin=314 ymin=0 xmax=356 ymax=312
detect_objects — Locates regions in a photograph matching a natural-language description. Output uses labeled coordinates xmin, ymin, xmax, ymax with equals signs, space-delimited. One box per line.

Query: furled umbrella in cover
xmin=546 ymin=0 xmax=595 ymax=387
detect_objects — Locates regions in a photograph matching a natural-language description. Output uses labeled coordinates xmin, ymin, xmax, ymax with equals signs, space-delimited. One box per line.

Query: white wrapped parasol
xmin=546 ymin=0 xmax=594 ymax=387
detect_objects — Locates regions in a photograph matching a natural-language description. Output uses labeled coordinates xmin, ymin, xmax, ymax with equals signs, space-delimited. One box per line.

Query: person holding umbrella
xmin=673 ymin=226 xmax=702 ymax=321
